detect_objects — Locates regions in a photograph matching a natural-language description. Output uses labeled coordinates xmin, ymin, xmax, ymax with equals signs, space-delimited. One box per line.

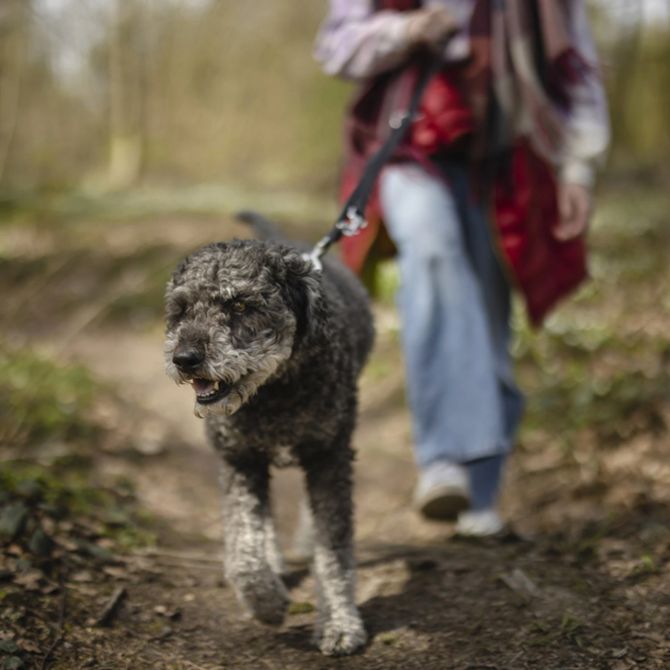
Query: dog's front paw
xmin=230 ymin=569 xmax=289 ymax=626
xmin=317 ymin=616 xmax=367 ymax=656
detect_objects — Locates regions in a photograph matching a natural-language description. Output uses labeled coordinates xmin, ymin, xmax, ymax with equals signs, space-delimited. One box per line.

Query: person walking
xmin=314 ymin=0 xmax=609 ymax=536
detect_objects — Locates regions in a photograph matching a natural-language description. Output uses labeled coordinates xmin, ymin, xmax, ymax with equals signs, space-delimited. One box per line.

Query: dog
xmin=163 ymin=212 xmax=374 ymax=655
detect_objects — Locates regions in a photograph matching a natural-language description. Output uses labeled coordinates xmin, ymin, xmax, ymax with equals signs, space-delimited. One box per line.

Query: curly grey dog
xmin=163 ymin=212 xmax=374 ymax=655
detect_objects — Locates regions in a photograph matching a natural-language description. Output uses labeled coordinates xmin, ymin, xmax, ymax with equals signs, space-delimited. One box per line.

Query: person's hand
xmin=406 ymin=7 xmax=458 ymax=53
xmin=554 ymin=182 xmax=593 ymax=241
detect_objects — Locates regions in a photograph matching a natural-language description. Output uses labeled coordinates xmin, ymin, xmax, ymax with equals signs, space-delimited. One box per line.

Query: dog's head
xmin=164 ymin=240 xmax=320 ymax=418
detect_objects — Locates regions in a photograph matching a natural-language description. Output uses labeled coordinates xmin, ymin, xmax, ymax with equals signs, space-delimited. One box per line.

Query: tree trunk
xmin=0 ymin=0 xmax=27 ymax=185
xmin=107 ymin=0 xmax=142 ymax=189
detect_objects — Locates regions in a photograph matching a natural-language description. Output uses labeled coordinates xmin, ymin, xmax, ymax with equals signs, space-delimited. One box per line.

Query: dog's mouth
xmin=187 ymin=377 xmax=232 ymax=405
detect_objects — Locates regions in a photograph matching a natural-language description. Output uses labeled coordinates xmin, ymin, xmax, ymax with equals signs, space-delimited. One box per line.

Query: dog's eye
xmin=168 ymin=299 xmax=187 ymax=323
xmin=231 ymin=301 xmax=247 ymax=314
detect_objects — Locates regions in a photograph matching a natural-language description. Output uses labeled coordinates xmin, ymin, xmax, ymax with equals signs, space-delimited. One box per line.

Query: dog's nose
xmin=172 ymin=348 xmax=204 ymax=371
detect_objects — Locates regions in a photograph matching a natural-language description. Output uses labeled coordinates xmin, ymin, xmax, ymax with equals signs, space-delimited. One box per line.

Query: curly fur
xmin=164 ymin=221 xmax=374 ymax=655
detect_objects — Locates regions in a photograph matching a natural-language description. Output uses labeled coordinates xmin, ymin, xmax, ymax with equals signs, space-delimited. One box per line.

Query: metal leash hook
xmin=337 ymin=206 xmax=368 ymax=237
xmin=303 ymin=239 xmax=328 ymax=272
xmin=304 ymin=206 xmax=368 ymax=272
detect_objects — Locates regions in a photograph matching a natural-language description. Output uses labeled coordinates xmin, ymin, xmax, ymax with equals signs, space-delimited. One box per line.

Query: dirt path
xmin=3 ymin=203 xmax=670 ymax=669
xmin=54 ymin=318 xmax=670 ymax=670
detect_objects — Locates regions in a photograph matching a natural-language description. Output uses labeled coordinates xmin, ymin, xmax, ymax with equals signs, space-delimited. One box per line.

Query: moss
xmin=287 ymin=601 xmax=315 ymax=615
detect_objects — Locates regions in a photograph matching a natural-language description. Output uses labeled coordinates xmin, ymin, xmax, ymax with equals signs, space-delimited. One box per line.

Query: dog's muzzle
xmin=188 ymin=377 xmax=232 ymax=405
xmin=172 ymin=347 xmax=232 ymax=406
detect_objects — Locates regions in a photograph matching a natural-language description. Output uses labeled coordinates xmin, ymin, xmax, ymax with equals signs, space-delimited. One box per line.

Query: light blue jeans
xmin=379 ymin=160 xmax=524 ymax=470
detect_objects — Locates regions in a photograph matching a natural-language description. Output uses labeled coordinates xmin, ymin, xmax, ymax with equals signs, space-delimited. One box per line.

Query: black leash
xmin=306 ymin=57 xmax=443 ymax=269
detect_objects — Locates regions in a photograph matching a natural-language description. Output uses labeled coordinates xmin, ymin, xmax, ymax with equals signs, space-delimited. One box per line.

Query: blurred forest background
xmin=1 ymin=2 xmax=670 ymax=669
xmin=0 ymin=0 xmax=347 ymax=198
xmin=0 ymin=0 xmax=668 ymax=195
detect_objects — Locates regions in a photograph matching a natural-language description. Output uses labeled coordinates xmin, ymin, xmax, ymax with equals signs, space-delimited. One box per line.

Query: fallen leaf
xmin=0 ymin=504 xmax=28 ymax=541
xmin=13 ymin=569 xmax=43 ymax=591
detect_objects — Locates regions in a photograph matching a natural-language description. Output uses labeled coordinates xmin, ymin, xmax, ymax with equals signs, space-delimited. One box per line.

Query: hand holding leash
xmin=406 ymin=7 xmax=459 ymax=53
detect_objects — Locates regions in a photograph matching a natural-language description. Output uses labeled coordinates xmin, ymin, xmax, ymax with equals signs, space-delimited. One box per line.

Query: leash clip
xmin=336 ymin=207 xmax=368 ymax=237
xmin=302 ymin=207 xmax=367 ymax=272
xmin=389 ymin=110 xmax=409 ymax=130
xmin=303 ymin=239 xmax=327 ymax=273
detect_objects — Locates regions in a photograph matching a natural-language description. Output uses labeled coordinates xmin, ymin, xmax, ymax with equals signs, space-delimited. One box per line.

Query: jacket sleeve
xmin=314 ymin=0 xmax=471 ymax=80
xmin=558 ymin=1 xmax=610 ymax=187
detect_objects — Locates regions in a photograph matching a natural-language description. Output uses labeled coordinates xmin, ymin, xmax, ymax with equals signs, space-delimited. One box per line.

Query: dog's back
xmin=320 ymin=254 xmax=374 ymax=373
xmin=238 ymin=210 xmax=374 ymax=373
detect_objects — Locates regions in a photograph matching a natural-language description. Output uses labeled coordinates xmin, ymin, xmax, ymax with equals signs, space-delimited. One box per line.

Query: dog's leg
xmin=303 ymin=448 xmax=367 ymax=656
xmin=220 ymin=460 xmax=289 ymax=625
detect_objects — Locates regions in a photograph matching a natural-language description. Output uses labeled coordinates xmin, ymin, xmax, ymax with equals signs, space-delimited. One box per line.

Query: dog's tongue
xmin=192 ymin=378 xmax=216 ymax=395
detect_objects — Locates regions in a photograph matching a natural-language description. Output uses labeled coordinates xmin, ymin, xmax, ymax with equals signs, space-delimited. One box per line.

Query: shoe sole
xmin=415 ymin=486 xmax=469 ymax=521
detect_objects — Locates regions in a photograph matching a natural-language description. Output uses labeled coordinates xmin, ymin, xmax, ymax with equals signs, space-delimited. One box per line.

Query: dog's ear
xmin=270 ymin=248 xmax=321 ymax=342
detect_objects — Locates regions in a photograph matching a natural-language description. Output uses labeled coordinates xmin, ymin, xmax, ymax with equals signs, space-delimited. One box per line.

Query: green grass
xmin=0 ymin=349 xmax=154 ymax=560
xmin=0 ymin=347 xmax=101 ymax=449
xmin=0 ymin=459 xmax=155 ymax=561
xmin=0 ymin=184 xmax=339 ymax=229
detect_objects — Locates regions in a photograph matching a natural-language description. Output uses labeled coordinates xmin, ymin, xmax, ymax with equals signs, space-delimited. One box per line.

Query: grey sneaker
xmin=413 ymin=461 xmax=470 ymax=520
xmin=455 ymin=509 xmax=504 ymax=537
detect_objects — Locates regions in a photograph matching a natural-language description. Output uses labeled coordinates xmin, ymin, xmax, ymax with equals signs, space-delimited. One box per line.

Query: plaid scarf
xmin=376 ymin=0 xmax=588 ymax=162
xmin=467 ymin=0 xmax=589 ymax=165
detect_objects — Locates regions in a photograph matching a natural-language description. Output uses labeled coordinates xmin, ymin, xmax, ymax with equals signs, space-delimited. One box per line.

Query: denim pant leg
xmin=378 ymin=162 xmax=524 ymax=469
xmin=445 ymin=164 xmax=525 ymax=452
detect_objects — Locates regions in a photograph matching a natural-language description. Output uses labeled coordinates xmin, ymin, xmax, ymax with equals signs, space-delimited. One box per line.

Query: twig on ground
xmin=499 ymin=568 xmax=541 ymax=599
xmin=40 ymin=576 xmax=67 ymax=670
xmin=95 ymin=586 xmax=127 ymax=627
xmin=182 ymin=661 xmax=212 ymax=670
xmin=133 ymin=548 xmax=222 ymax=564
